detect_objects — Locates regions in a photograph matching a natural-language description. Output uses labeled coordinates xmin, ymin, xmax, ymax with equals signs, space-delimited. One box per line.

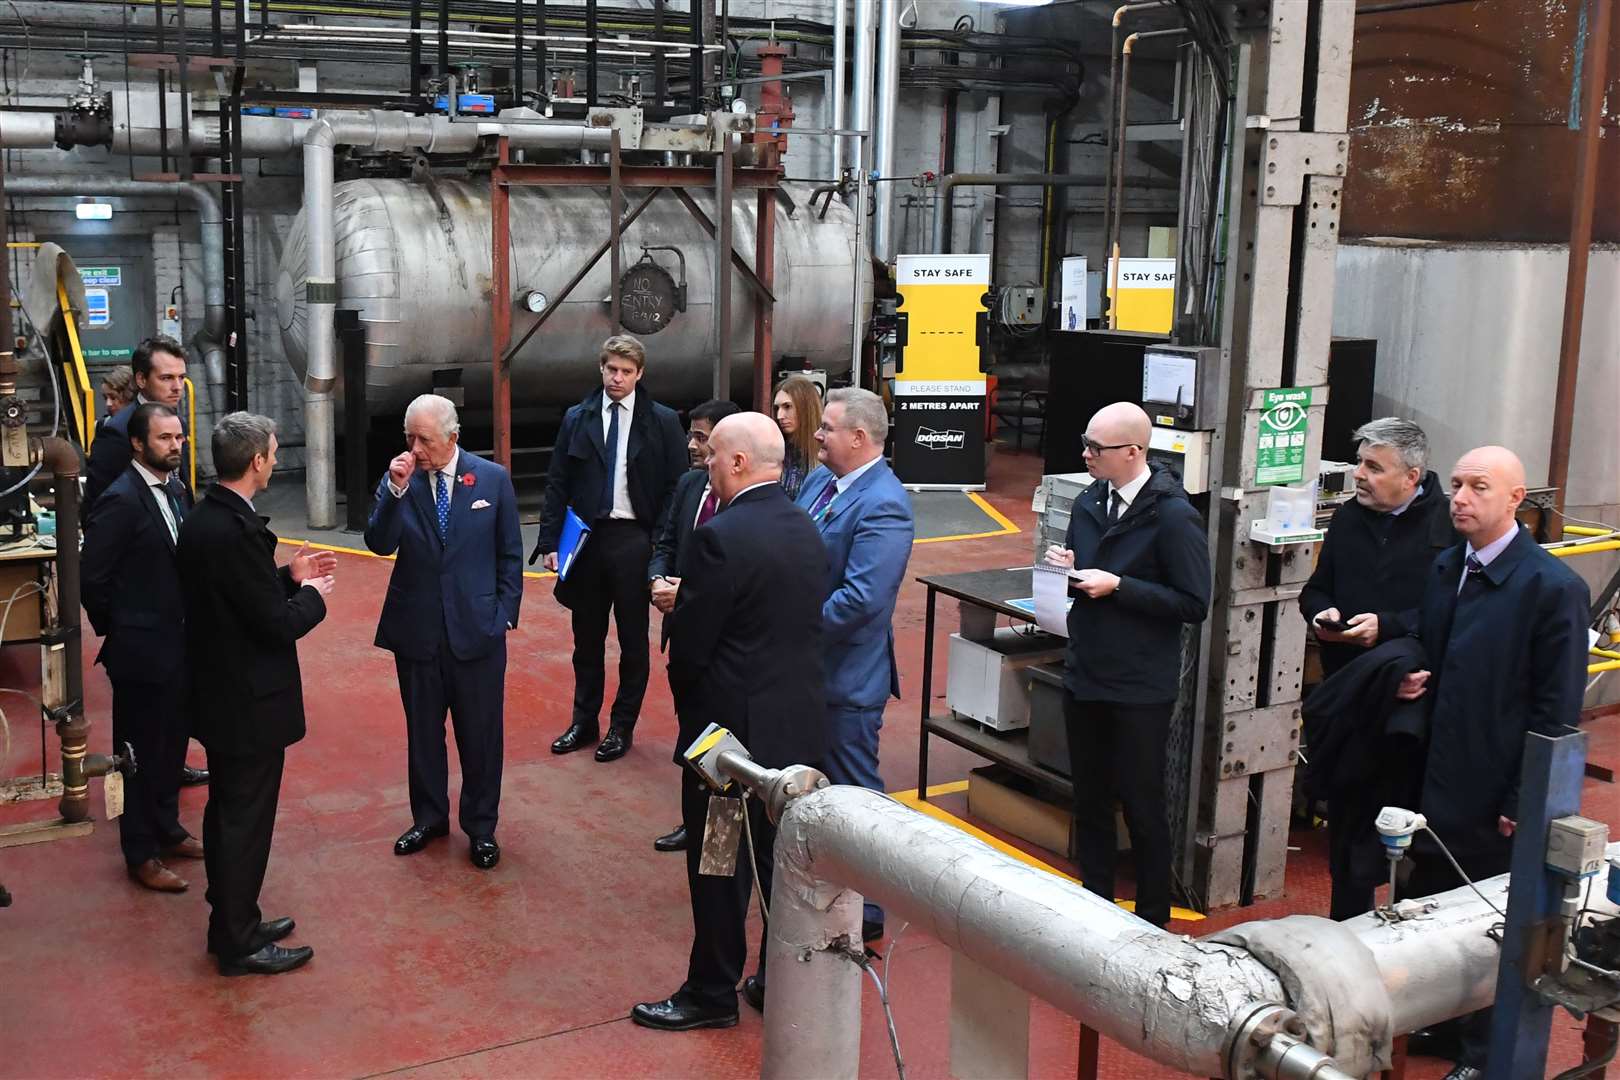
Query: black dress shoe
xmin=552 ymin=723 xmax=599 ymax=754
xmin=219 ymin=942 xmax=313 ymax=977
xmin=630 ymin=996 xmax=739 ymax=1031
xmin=595 ymin=727 xmax=632 ymax=762
xmin=1440 ymin=1067 xmax=1483 ymax=1080
xmin=180 ymin=765 xmax=209 ymax=786
xmin=470 ymin=837 xmax=500 ymax=869
xmin=654 ymin=825 xmax=688 ymax=852
xmin=207 ymin=917 xmax=296 ymax=954
xmin=740 ymin=975 xmax=765 ymax=1014
xmin=1407 ymin=1027 xmax=1462 ymax=1060
xmin=394 ymin=822 xmax=450 ymax=856
xmin=862 ymin=919 xmax=885 ymax=943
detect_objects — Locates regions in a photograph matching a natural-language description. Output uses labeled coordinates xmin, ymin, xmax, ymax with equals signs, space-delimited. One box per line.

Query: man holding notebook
xmin=534 ymin=335 xmax=688 ymax=763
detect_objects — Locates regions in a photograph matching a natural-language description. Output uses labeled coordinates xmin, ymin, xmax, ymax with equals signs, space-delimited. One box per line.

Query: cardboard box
xmin=967 ymin=766 xmax=1072 ymax=858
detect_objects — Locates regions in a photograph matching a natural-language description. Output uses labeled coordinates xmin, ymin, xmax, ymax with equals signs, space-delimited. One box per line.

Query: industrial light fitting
xmin=74 ymin=201 xmax=113 ymax=220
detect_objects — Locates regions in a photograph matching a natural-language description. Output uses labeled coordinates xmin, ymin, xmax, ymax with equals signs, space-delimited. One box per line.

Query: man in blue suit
xmin=793 ymin=386 xmax=914 ymax=945
xmin=365 ymin=394 xmax=524 ymax=869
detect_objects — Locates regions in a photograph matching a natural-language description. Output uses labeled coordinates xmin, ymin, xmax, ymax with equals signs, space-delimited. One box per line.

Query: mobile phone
xmin=1315 ymin=616 xmax=1351 ymax=633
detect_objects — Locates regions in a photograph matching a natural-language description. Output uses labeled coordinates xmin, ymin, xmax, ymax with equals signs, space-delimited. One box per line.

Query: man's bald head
xmin=1449 ymin=444 xmax=1527 ymax=547
xmin=706 ymin=412 xmax=786 ymax=505
xmin=1082 ymin=401 xmax=1153 ymax=485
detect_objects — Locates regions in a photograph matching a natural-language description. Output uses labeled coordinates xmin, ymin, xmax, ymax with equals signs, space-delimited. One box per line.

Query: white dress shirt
xmin=1458 ymin=522 xmax=1520 ymax=594
xmin=131 ymin=458 xmax=180 ymax=542
xmin=1108 ymin=465 xmax=1152 ymax=518
xmin=603 ymin=390 xmax=636 ymax=520
xmin=834 ymin=453 xmax=883 ymax=496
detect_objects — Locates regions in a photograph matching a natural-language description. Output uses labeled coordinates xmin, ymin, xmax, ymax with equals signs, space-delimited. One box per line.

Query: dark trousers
xmin=679 ymin=768 xmax=773 ymax=1009
xmin=1327 ymin=793 xmax=1382 ymax=921
xmin=111 ymin=677 xmax=190 ymax=866
xmin=1399 ymin=839 xmax=1514 ymax=1067
xmin=1063 ymin=694 xmax=1174 ymax=928
xmin=569 ymin=519 xmax=653 ymax=732
xmin=396 ymin=638 xmax=506 ymax=839
xmin=203 ymin=749 xmax=284 ymax=959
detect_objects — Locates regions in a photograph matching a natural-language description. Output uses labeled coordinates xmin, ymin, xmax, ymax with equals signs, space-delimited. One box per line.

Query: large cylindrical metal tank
xmin=277 ymin=178 xmax=868 ymax=413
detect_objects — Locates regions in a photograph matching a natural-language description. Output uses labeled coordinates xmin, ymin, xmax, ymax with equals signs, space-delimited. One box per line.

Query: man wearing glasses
xmin=1044 ymin=401 xmax=1211 ymax=928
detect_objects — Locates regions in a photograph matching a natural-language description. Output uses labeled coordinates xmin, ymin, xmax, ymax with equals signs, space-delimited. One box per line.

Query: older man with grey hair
xmin=365 ymin=393 xmax=524 ymax=870
xmin=1299 ymin=416 xmax=1455 ymax=921
xmin=787 ymin=386 xmax=914 ymax=954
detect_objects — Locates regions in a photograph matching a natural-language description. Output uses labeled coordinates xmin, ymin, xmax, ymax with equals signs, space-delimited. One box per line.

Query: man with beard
xmin=83 ymin=404 xmax=201 ymax=891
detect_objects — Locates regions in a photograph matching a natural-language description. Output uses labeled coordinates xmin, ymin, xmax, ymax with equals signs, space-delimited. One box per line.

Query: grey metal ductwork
xmin=301 ymin=110 xmax=615 ymax=528
xmin=871 ymin=0 xmax=901 ymax=262
xmin=756 ymin=781 xmax=1620 ymax=1079
xmin=3 ymin=176 xmax=228 ymax=414
xmin=930 ymin=170 xmax=1182 ymax=254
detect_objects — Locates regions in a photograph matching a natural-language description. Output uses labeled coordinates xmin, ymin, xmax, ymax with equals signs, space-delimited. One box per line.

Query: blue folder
xmin=557 ymin=508 xmax=592 ymax=581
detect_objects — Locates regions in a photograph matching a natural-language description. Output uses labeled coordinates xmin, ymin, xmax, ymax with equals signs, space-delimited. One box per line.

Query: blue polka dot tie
xmin=435 ymin=470 xmax=450 ymax=542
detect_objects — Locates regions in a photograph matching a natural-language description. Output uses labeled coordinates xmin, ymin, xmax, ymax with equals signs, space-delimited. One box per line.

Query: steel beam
xmin=491 ymin=136 xmax=513 ymax=468
xmin=609 ymin=129 xmax=622 ymax=330
xmin=752 ymin=185 xmax=776 ymax=413
xmin=713 ymin=133 xmax=734 ymax=401
xmin=493 ymin=163 xmax=780 ymax=189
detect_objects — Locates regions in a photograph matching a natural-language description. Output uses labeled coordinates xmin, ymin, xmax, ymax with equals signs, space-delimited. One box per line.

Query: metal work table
xmin=914 ymin=566 xmax=1072 ymax=805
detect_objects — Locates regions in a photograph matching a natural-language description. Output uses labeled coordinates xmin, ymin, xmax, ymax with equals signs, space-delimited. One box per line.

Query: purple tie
xmin=696 ymin=489 xmax=719 ymax=527
xmin=808 ymin=481 xmax=836 ymax=521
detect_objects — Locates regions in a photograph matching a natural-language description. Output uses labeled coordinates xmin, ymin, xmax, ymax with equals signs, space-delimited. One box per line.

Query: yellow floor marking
xmin=276 ymin=536 xmax=556 ymax=579
xmin=888 ymin=784 xmax=1204 ymax=923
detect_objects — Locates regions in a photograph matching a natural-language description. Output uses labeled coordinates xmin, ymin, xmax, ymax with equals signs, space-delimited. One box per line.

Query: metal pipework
xmin=4 ymin=177 xmax=229 ymax=414
xmin=831 ymin=0 xmax=848 ymax=180
xmin=1101 ymin=2 xmax=1173 ymax=280
xmin=871 ymin=0 xmax=901 ymax=262
xmin=851 ymin=0 xmax=876 ymax=210
xmin=930 ymin=172 xmax=1178 ymax=254
xmin=300 ymin=110 xmax=613 ymax=527
xmin=1228 ymin=1005 xmax=1360 ymax=1080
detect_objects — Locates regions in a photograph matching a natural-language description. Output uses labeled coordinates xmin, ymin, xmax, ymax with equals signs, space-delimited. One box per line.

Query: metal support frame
xmin=488 ymin=135 xmax=781 ymax=462
xmin=339 ymin=309 xmax=369 ymax=532
xmin=1192 ymin=1 xmax=1354 ymax=910
xmin=1486 ymin=728 xmax=1588 ymax=1079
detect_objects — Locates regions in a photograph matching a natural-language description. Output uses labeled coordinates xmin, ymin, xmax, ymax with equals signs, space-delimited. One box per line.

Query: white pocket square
xmin=471 ymin=499 xmax=492 ymax=510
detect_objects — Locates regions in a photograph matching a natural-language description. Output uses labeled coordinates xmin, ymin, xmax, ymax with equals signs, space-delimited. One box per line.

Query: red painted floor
xmin=0 ymin=447 xmax=1613 ymax=1078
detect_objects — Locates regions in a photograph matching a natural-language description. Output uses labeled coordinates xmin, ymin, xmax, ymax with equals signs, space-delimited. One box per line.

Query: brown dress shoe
xmin=129 ymin=859 xmax=188 ymax=893
xmin=163 ymin=837 xmax=205 ymax=860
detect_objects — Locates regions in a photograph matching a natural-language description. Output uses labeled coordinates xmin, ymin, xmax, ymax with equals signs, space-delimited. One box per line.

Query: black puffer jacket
xmin=1062 ymin=464 xmax=1211 ymax=704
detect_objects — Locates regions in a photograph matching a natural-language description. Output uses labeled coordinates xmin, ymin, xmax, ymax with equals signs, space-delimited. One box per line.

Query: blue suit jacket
xmin=364 ymin=450 xmax=524 ymax=663
xmin=795 ymin=459 xmax=915 ymax=709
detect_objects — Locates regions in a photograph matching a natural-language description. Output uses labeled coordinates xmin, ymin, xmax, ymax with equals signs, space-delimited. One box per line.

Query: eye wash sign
xmin=893 ymin=254 xmax=990 ymax=490
xmin=1256 ymin=387 xmax=1313 ymax=485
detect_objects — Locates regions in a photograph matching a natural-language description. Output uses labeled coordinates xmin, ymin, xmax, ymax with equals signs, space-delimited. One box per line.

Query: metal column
xmin=713 ymin=133 xmax=735 ymax=401
xmin=491 ymin=137 xmax=513 ymax=469
xmin=753 ymin=186 xmax=776 ymax=414
xmin=1192 ymin=1 xmax=1354 ymax=909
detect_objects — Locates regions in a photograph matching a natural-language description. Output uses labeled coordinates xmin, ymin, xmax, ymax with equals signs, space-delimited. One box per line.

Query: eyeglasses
xmin=1082 ymin=437 xmax=1142 ymax=454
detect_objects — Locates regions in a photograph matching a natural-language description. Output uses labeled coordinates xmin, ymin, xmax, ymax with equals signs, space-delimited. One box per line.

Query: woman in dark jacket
xmin=773 ymin=375 xmax=823 ymax=500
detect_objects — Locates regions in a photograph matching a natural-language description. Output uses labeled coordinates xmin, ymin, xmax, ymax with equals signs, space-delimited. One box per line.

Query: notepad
xmin=557 ymin=508 xmax=591 ymax=581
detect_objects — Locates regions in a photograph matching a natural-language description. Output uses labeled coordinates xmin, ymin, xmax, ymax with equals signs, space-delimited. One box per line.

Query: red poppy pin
xmin=460 ymin=472 xmax=476 ymax=487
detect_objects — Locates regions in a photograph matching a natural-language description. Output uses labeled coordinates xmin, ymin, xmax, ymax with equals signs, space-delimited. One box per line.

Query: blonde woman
xmin=773 ymin=375 xmax=823 ymax=500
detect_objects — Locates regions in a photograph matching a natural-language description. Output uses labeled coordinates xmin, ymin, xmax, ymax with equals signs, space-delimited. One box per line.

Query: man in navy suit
xmin=82 ymin=403 xmax=200 ymax=893
xmin=535 ymin=335 xmax=687 ymax=764
xmin=631 ymin=412 xmax=827 ymax=1032
xmin=1395 ymin=445 xmax=1589 ymax=1080
xmin=366 ymin=394 xmax=524 ymax=869
xmin=648 ymin=398 xmax=741 ymax=854
xmin=84 ymin=336 xmax=192 ymax=515
xmin=793 ymin=387 xmax=914 ymax=945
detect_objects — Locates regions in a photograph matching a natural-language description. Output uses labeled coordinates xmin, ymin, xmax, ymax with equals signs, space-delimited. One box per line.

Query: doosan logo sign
xmin=915 ymin=427 xmax=966 ymax=451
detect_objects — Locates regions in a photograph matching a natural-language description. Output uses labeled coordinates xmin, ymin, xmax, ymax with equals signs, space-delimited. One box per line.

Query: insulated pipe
xmin=871 ymin=0 xmax=901 ymax=262
xmin=301 ymin=110 xmax=612 ymax=527
xmin=850 ymin=0 xmax=876 ymax=212
xmin=4 ymin=177 xmax=229 ymax=414
xmin=0 ymin=112 xmax=57 ymax=148
xmin=929 ymin=171 xmax=1178 ymax=254
xmin=766 ymin=787 xmax=1291 ymax=1077
xmin=831 ymin=0 xmax=848 ymax=179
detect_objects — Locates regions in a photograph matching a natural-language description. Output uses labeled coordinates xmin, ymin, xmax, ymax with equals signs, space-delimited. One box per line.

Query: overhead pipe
xmin=754 ymin=775 xmax=1620 ymax=1079
xmin=1107 ymin=27 xmax=1188 ymax=327
xmin=1547 ymin=0 xmax=1611 ymax=526
xmin=930 ymin=171 xmax=1179 ymax=255
xmin=4 ymin=177 xmax=229 ymax=416
xmin=830 ymin=0 xmax=848 ymax=180
xmin=300 ymin=110 xmax=613 ymax=527
xmin=871 ymin=0 xmax=901 ymax=262
xmin=850 ymin=0 xmax=876 ymax=215
xmin=1101 ymin=2 xmax=1173 ymax=284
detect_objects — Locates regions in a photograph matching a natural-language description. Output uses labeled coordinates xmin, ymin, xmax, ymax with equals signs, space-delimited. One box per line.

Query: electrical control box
xmin=1004 ymin=286 xmax=1046 ymax=328
xmin=1148 ymin=426 xmax=1212 ymax=494
xmin=947 ymin=627 xmax=1066 ymax=732
xmin=1547 ymin=816 xmax=1609 ymax=879
xmin=1142 ymin=344 xmax=1222 ymax=431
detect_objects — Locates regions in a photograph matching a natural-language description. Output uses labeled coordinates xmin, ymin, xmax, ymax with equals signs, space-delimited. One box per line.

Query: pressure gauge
xmin=730 ymin=98 xmax=748 ymax=115
xmin=522 ymin=290 xmax=548 ymax=313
